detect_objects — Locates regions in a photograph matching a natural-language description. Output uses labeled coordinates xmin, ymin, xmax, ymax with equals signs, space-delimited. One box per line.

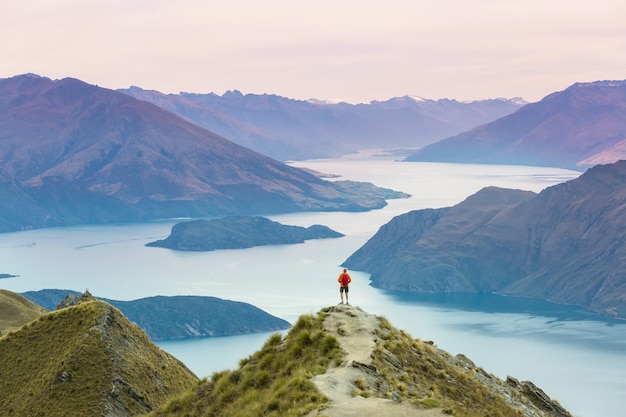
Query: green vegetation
xmin=149 ymin=311 xmax=343 ymax=417
xmin=0 ymin=300 xmax=198 ymax=416
xmin=0 ymin=299 xmax=571 ymax=417
xmin=369 ymin=317 xmax=524 ymax=417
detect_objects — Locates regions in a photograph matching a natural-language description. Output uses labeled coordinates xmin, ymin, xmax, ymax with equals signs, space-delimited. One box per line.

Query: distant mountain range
xmin=406 ymin=80 xmax=626 ymax=170
xmin=0 ymin=74 xmax=406 ymax=232
xmin=120 ymin=86 xmax=525 ymax=161
xmin=146 ymin=216 xmax=344 ymax=251
xmin=344 ymin=159 xmax=626 ymax=319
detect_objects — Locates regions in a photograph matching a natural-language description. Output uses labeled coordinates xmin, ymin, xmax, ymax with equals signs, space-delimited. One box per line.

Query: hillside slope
xmin=0 ymin=74 xmax=406 ymax=232
xmin=149 ymin=305 xmax=570 ymax=417
xmin=0 ymin=300 xmax=198 ymax=416
xmin=0 ymin=289 xmax=47 ymax=335
xmin=344 ymin=160 xmax=626 ymax=318
xmin=406 ymin=80 xmax=626 ymax=170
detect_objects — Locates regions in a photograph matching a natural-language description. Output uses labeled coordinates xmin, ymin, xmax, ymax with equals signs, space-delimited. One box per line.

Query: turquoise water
xmin=2 ymin=155 xmax=620 ymax=417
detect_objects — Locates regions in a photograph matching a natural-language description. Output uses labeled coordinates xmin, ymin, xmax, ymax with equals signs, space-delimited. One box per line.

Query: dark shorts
xmin=340 ymin=286 xmax=349 ymax=293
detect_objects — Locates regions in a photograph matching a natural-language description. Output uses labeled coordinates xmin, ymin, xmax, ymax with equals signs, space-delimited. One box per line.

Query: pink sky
xmin=2 ymin=0 xmax=625 ymax=103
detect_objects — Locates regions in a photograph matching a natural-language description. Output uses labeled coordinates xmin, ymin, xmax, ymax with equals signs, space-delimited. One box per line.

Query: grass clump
xmin=149 ymin=311 xmax=343 ymax=417
xmin=370 ymin=317 xmax=524 ymax=417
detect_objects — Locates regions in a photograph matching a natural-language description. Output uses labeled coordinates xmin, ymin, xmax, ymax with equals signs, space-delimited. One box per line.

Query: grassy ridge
xmin=370 ymin=317 xmax=525 ymax=416
xmin=149 ymin=311 xmax=343 ymax=417
xmin=0 ymin=300 xmax=198 ymax=416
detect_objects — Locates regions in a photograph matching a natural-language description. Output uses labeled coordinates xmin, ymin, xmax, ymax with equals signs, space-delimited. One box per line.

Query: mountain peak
xmin=406 ymin=79 xmax=626 ymax=169
xmin=222 ymin=89 xmax=244 ymax=98
xmin=0 ymin=75 xmax=405 ymax=232
xmin=569 ymin=80 xmax=626 ymax=90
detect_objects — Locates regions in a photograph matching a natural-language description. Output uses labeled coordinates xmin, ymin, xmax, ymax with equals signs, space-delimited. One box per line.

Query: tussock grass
xmin=0 ymin=300 xmax=197 ymax=417
xmin=149 ymin=311 xmax=343 ymax=417
xmin=0 ymin=289 xmax=47 ymax=335
xmin=370 ymin=317 xmax=525 ymax=417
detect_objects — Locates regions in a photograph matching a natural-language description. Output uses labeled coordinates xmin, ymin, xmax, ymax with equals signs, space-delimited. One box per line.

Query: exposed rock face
xmin=146 ymin=216 xmax=344 ymax=251
xmin=56 ymin=289 xmax=94 ymax=309
xmin=344 ymin=160 xmax=626 ymax=318
xmin=506 ymin=377 xmax=571 ymax=417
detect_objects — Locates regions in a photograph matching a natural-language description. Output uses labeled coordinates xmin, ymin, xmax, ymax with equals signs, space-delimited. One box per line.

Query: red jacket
xmin=338 ymin=273 xmax=352 ymax=287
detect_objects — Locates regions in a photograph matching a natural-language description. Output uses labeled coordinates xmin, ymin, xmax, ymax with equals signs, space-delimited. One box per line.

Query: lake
xmin=1 ymin=152 xmax=622 ymax=417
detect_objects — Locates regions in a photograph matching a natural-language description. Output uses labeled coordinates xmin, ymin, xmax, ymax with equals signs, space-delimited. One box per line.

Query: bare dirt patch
xmin=308 ymin=304 xmax=446 ymax=417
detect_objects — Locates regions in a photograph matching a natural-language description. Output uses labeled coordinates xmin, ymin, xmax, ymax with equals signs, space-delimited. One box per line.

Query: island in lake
xmin=20 ymin=289 xmax=291 ymax=340
xmin=146 ymin=216 xmax=344 ymax=251
xmin=0 ymin=274 xmax=18 ymax=279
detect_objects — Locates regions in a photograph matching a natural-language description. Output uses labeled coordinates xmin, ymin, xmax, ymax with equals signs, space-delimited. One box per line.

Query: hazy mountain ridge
xmin=21 ymin=289 xmax=291 ymax=340
xmin=0 ymin=74 xmax=407 ymax=232
xmin=344 ymin=160 xmax=626 ymax=318
xmin=406 ymin=80 xmax=626 ymax=170
xmin=121 ymin=86 xmax=524 ymax=161
xmin=145 ymin=215 xmax=344 ymax=251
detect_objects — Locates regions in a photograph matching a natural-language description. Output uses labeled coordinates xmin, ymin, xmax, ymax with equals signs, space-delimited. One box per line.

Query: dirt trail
xmin=308 ymin=304 xmax=446 ymax=417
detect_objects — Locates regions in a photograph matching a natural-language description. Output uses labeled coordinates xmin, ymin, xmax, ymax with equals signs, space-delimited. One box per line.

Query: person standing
xmin=338 ymin=268 xmax=352 ymax=304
